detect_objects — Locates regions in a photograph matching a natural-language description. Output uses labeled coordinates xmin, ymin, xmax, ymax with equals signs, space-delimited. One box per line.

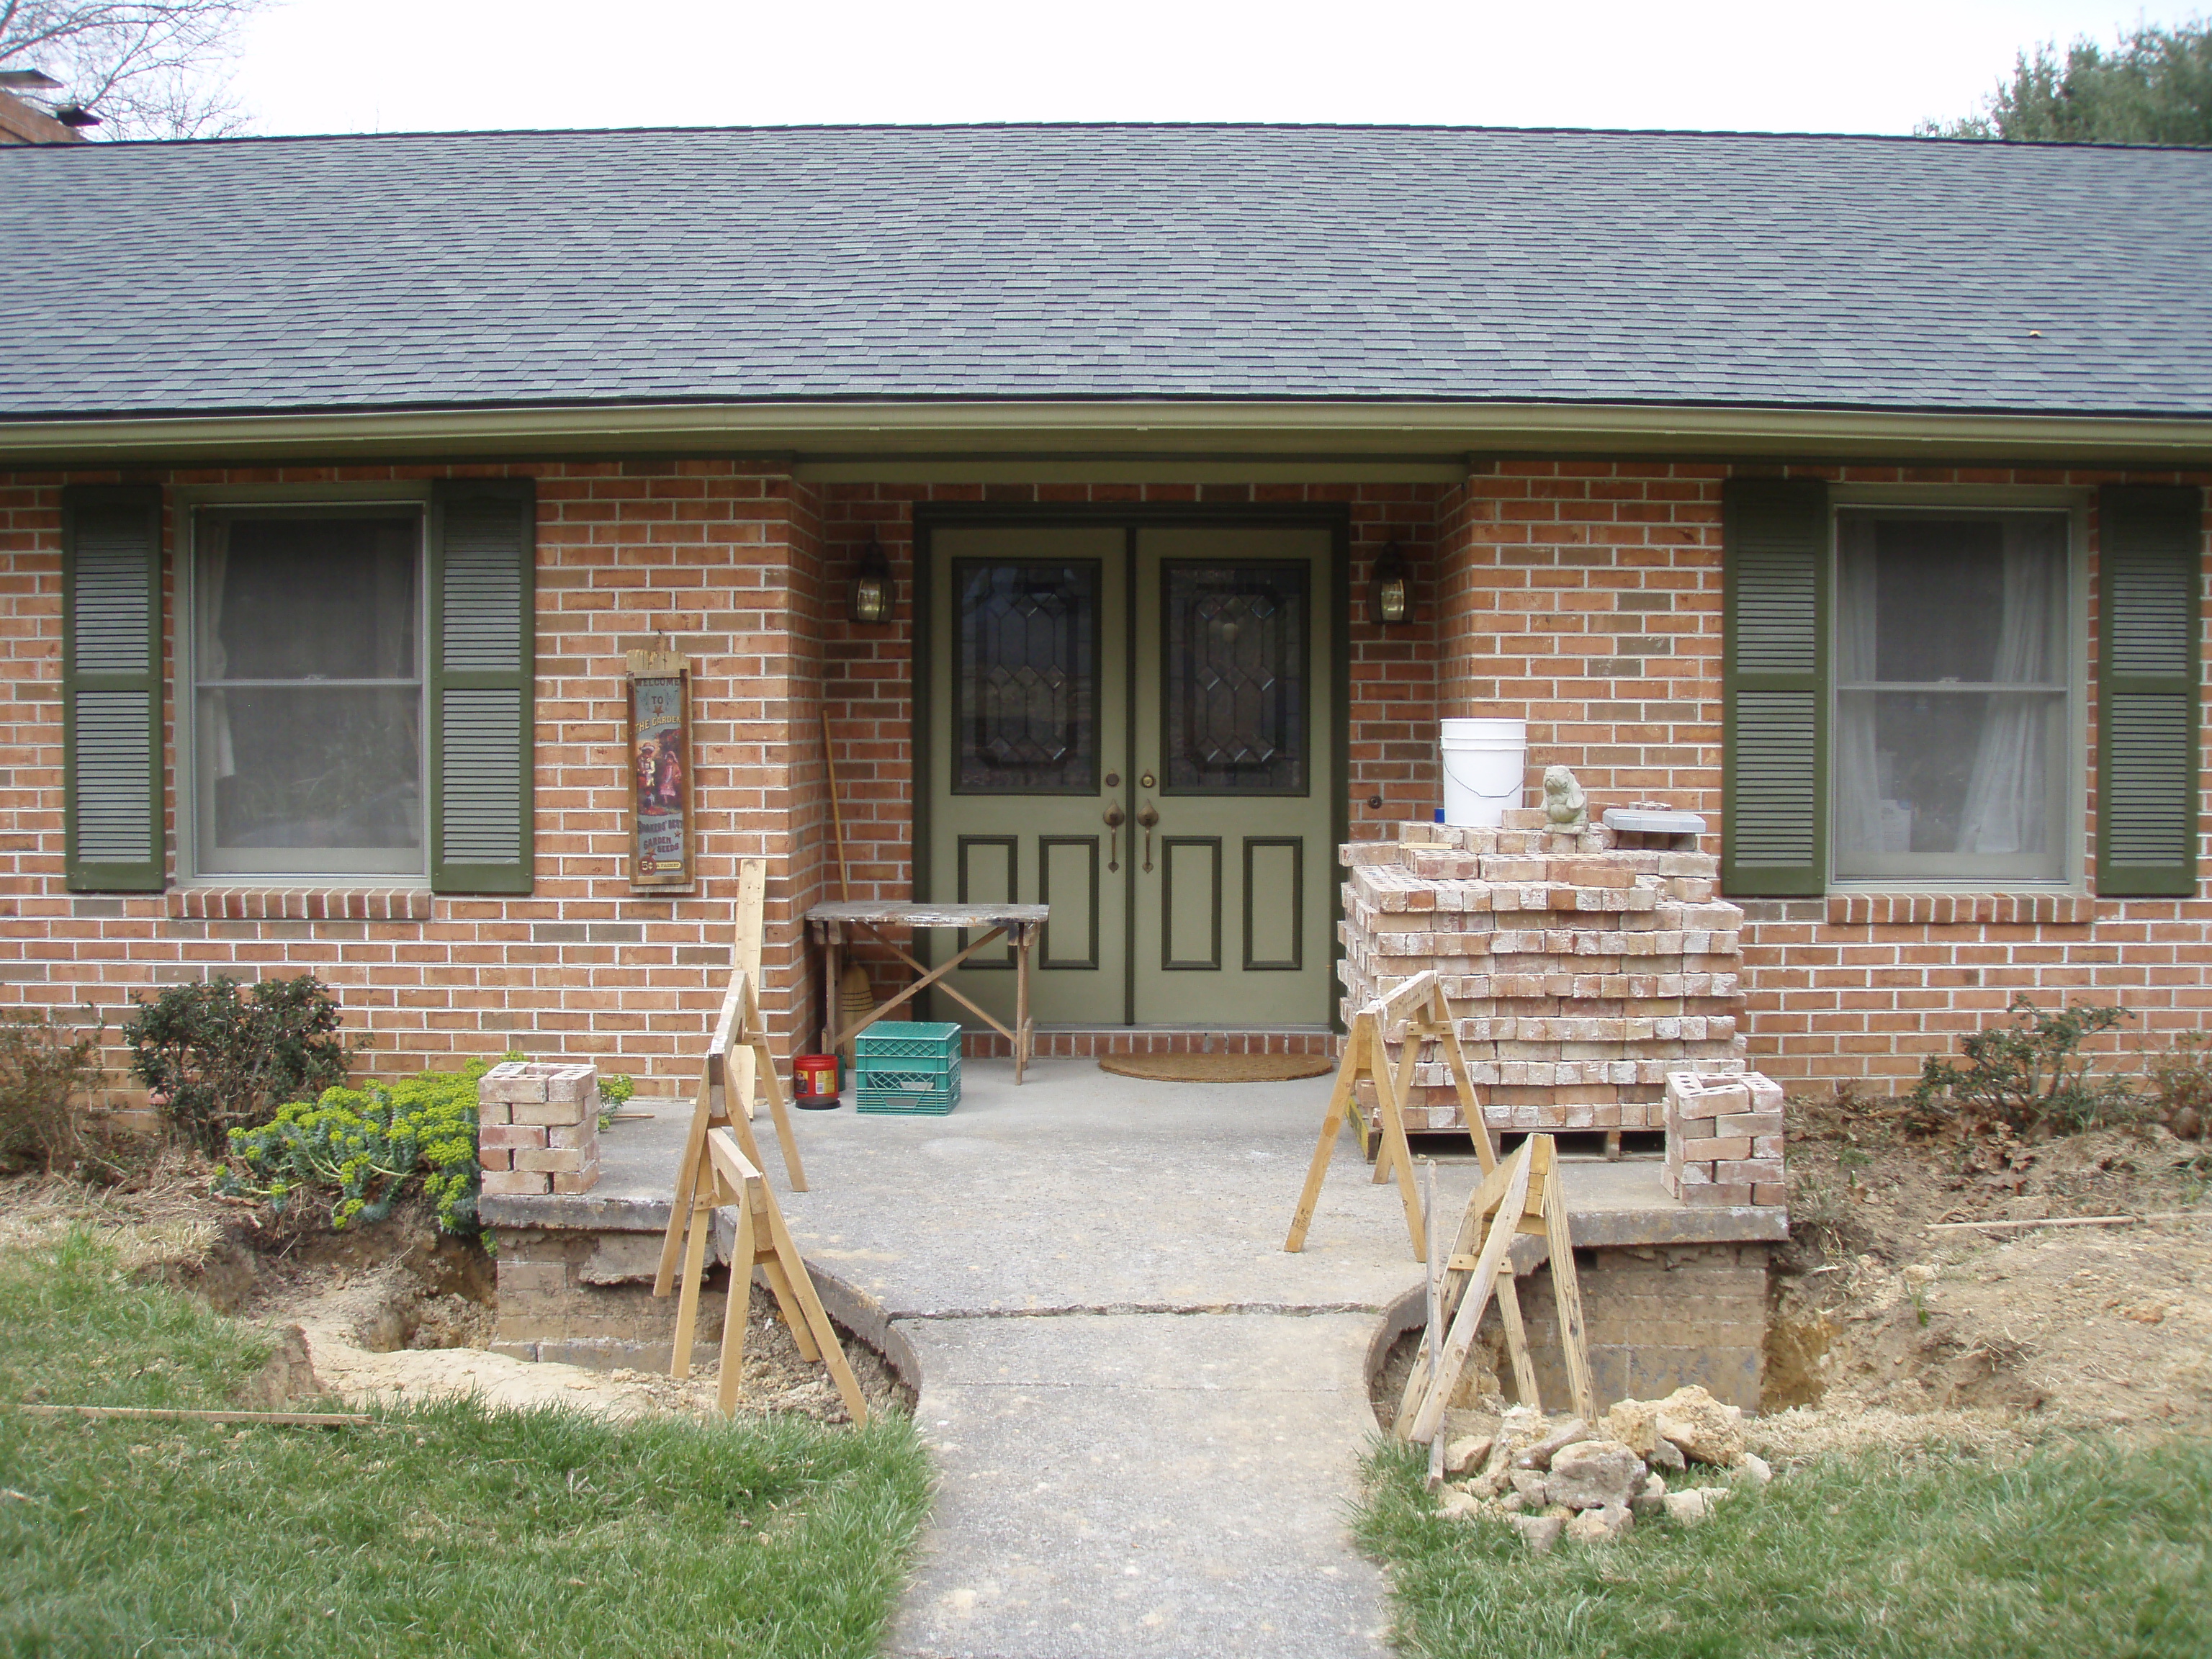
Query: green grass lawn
xmin=0 ymin=1229 xmax=930 ymax=1657
xmin=1360 ymin=1432 xmax=2212 ymax=1659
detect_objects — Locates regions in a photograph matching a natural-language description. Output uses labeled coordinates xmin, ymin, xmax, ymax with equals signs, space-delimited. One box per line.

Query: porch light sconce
xmin=848 ymin=540 xmax=895 ymax=626
xmin=1370 ymin=541 xmax=1413 ymax=626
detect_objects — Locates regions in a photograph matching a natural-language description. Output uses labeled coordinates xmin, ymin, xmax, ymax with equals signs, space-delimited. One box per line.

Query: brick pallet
xmin=1338 ymin=810 xmax=1748 ymax=1134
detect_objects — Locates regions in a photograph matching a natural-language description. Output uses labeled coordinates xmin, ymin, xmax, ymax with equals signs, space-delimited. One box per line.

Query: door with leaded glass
xmin=922 ymin=520 xmax=1336 ymax=1033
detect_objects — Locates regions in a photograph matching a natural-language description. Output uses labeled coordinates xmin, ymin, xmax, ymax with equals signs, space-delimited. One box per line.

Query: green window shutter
xmin=62 ymin=484 xmax=165 ymax=892
xmin=428 ymin=479 xmax=536 ymax=895
xmin=1722 ymin=478 xmax=1830 ymax=896
xmin=2097 ymin=484 xmax=2202 ymax=898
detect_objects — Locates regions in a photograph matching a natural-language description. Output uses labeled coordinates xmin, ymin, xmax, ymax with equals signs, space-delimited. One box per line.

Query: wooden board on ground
xmin=660 ymin=1126 xmax=869 ymax=1424
xmin=1393 ymin=1132 xmax=1596 ymax=1444
xmin=652 ymin=966 xmax=809 ymax=1305
xmin=1283 ymin=969 xmax=1494 ymax=1262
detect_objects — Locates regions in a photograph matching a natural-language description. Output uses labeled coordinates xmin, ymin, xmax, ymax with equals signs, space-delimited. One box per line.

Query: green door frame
xmin=910 ymin=501 xmax=1353 ymax=1032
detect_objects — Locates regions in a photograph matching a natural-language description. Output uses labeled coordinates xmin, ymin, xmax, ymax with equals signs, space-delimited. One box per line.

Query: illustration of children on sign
xmin=654 ymin=732 xmax=685 ymax=811
xmin=631 ymin=675 xmax=688 ymax=883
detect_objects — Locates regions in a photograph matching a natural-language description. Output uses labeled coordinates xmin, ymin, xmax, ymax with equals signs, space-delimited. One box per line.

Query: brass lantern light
xmin=848 ymin=540 xmax=895 ymax=626
xmin=1370 ymin=541 xmax=1412 ymax=626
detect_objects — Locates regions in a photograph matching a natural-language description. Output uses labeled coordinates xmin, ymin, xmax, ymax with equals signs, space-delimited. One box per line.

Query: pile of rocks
xmin=1431 ymin=1385 xmax=1773 ymax=1552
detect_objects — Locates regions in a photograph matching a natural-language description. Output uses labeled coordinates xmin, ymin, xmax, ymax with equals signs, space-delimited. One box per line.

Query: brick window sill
xmin=1825 ymin=893 xmax=2093 ymax=926
xmin=166 ymin=886 xmax=433 ymax=922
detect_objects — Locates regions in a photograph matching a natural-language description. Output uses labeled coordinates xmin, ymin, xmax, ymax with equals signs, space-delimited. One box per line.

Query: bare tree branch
xmin=0 ymin=0 xmax=261 ymax=138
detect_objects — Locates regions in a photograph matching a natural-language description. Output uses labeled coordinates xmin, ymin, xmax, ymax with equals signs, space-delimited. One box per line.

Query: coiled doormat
xmin=1097 ymin=1051 xmax=1336 ymax=1083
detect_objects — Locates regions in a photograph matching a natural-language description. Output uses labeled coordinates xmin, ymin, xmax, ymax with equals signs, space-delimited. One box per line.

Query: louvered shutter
xmin=2097 ymin=485 xmax=2202 ymax=898
xmin=1722 ymin=478 xmax=1830 ymax=896
xmin=63 ymin=485 xmax=165 ymax=891
xmin=428 ymin=479 xmax=536 ymax=894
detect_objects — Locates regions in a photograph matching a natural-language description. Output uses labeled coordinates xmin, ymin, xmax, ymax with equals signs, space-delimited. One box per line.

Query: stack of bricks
xmin=1662 ymin=1071 xmax=1787 ymax=1205
xmin=1339 ymin=809 xmax=1747 ymax=1134
xmin=477 ymin=1061 xmax=602 ymax=1197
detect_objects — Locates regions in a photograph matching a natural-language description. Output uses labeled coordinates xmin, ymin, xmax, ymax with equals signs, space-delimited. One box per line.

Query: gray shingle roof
xmin=4 ymin=123 xmax=2210 ymax=422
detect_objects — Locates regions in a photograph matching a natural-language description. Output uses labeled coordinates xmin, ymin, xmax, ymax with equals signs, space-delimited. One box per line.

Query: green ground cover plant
xmin=0 ymin=1230 xmax=930 ymax=1657
xmin=1359 ymin=1436 xmax=2212 ymax=1659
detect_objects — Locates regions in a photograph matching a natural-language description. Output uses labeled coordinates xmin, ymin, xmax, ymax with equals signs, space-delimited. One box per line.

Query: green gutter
xmin=2 ymin=400 xmax=2211 ymax=468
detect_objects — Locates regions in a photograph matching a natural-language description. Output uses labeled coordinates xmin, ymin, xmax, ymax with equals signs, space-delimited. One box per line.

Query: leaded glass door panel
xmin=927 ymin=526 xmax=1129 ymax=1028
xmin=1132 ymin=526 xmax=1334 ymax=1025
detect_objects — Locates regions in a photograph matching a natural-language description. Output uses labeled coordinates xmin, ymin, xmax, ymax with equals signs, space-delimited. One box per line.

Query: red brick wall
xmin=0 ymin=459 xmax=825 ymax=1095
xmin=3 ymin=455 xmax=2207 ymax=1099
xmin=1434 ymin=460 xmax=2212 ymax=1091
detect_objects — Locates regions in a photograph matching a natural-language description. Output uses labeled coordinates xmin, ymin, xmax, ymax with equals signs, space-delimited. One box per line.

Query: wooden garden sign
xmin=626 ymin=647 xmax=693 ymax=890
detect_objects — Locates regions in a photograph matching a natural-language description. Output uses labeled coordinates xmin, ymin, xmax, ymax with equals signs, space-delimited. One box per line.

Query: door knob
xmin=1103 ymin=801 xmax=1125 ymax=873
xmin=1136 ymin=801 xmax=1159 ymax=873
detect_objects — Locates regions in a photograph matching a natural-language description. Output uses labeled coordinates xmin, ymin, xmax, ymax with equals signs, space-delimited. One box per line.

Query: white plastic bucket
xmin=1439 ymin=718 xmax=1527 ymax=827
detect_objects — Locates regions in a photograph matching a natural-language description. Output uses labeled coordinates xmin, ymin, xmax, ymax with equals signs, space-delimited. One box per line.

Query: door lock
xmin=1136 ymin=800 xmax=1159 ymax=873
xmin=1139 ymin=771 xmax=1156 ymax=790
xmin=1103 ymin=800 xmax=1125 ymax=873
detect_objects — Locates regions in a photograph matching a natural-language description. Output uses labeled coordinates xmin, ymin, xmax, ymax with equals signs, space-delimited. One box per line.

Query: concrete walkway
xmin=773 ymin=1059 xmax=1407 ymax=1659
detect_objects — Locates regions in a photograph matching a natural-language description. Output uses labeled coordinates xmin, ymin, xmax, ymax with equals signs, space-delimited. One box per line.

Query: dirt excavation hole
xmin=3 ymin=1174 xmax=912 ymax=1425
xmin=1370 ymin=1102 xmax=2212 ymax=1460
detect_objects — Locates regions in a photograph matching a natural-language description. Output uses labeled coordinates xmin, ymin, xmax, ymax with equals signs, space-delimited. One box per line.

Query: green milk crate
xmin=853 ymin=1022 xmax=964 ymax=1114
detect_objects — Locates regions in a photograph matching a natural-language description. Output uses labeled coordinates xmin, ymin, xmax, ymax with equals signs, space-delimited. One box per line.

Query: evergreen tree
xmin=1927 ymin=17 xmax=2212 ymax=145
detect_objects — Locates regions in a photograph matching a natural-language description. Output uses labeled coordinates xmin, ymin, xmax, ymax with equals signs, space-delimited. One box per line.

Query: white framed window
xmin=186 ymin=501 xmax=428 ymax=881
xmin=1829 ymin=502 xmax=2083 ymax=888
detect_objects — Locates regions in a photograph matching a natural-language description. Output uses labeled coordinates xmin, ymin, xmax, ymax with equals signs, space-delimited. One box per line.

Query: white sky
xmin=228 ymin=1 xmax=2204 ymax=138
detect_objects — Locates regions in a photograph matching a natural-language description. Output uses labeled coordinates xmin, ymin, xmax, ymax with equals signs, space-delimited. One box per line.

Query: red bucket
xmin=792 ymin=1053 xmax=841 ymax=1110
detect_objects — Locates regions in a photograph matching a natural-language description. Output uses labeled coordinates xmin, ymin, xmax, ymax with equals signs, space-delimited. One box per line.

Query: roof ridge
xmin=15 ymin=119 xmax=2212 ymax=156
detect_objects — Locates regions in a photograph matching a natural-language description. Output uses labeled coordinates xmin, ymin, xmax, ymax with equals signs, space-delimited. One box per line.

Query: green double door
xmin=924 ymin=521 xmax=1336 ymax=1030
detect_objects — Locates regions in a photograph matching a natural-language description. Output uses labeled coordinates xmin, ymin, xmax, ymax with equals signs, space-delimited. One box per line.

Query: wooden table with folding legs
xmin=804 ymin=901 xmax=1048 ymax=1082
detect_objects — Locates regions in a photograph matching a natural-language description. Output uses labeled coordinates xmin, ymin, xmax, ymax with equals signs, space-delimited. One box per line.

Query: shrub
xmin=1910 ymin=996 xmax=2141 ymax=1136
xmin=215 ymin=1058 xmax=488 ymax=1233
xmin=0 ymin=1009 xmax=105 ymax=1176
xmin=122 ymin=976 xmax=360 ymax=1154
xmin=2147 ymin=1033 xmax=2212 ymax=1141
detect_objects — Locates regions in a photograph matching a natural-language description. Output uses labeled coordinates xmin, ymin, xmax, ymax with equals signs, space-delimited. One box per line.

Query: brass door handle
xmin=1136 ymin=801 xmax=1159 ymax=873
xmin=1103 ymin=801 xmax=1125 ymax=872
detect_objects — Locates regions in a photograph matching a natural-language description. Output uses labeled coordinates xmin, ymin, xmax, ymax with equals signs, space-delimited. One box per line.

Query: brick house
xmin=0 ymin=124 xmax=2206 ymax=1101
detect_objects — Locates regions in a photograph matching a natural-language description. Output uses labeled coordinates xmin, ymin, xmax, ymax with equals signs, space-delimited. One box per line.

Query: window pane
xmin=1161 ymin=561 xmax=1308 ymax=795
xmin=192 ymin=509 xmax=425 ymax=878
xmin=196 ymin=686 xmax=425 ymax=875
xmin=953 ymin=559 xmax=1099 ymax=793
xmin=198 ymin=514 xmax=418 ymax=682
xmin=1833 ymin=510 xmax=2071 ymax=883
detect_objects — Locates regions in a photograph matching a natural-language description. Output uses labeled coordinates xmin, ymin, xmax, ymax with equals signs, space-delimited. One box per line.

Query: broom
xmin=822 ymin=713 xmax=876 ymax=1056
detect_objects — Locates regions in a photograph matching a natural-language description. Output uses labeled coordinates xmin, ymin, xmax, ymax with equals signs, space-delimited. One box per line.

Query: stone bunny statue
xmin=1542 ymin=764 xmax=1588 ymax=827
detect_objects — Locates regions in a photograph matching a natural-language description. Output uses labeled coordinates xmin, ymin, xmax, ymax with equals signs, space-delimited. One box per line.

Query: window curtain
xmin=194 ymin=516 xmax=237 ymax=781
xmin=1956 ymin=518 xmax=2061 ymax=855
xmin=1834 ymin=517 xmax=1884 ymax=858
